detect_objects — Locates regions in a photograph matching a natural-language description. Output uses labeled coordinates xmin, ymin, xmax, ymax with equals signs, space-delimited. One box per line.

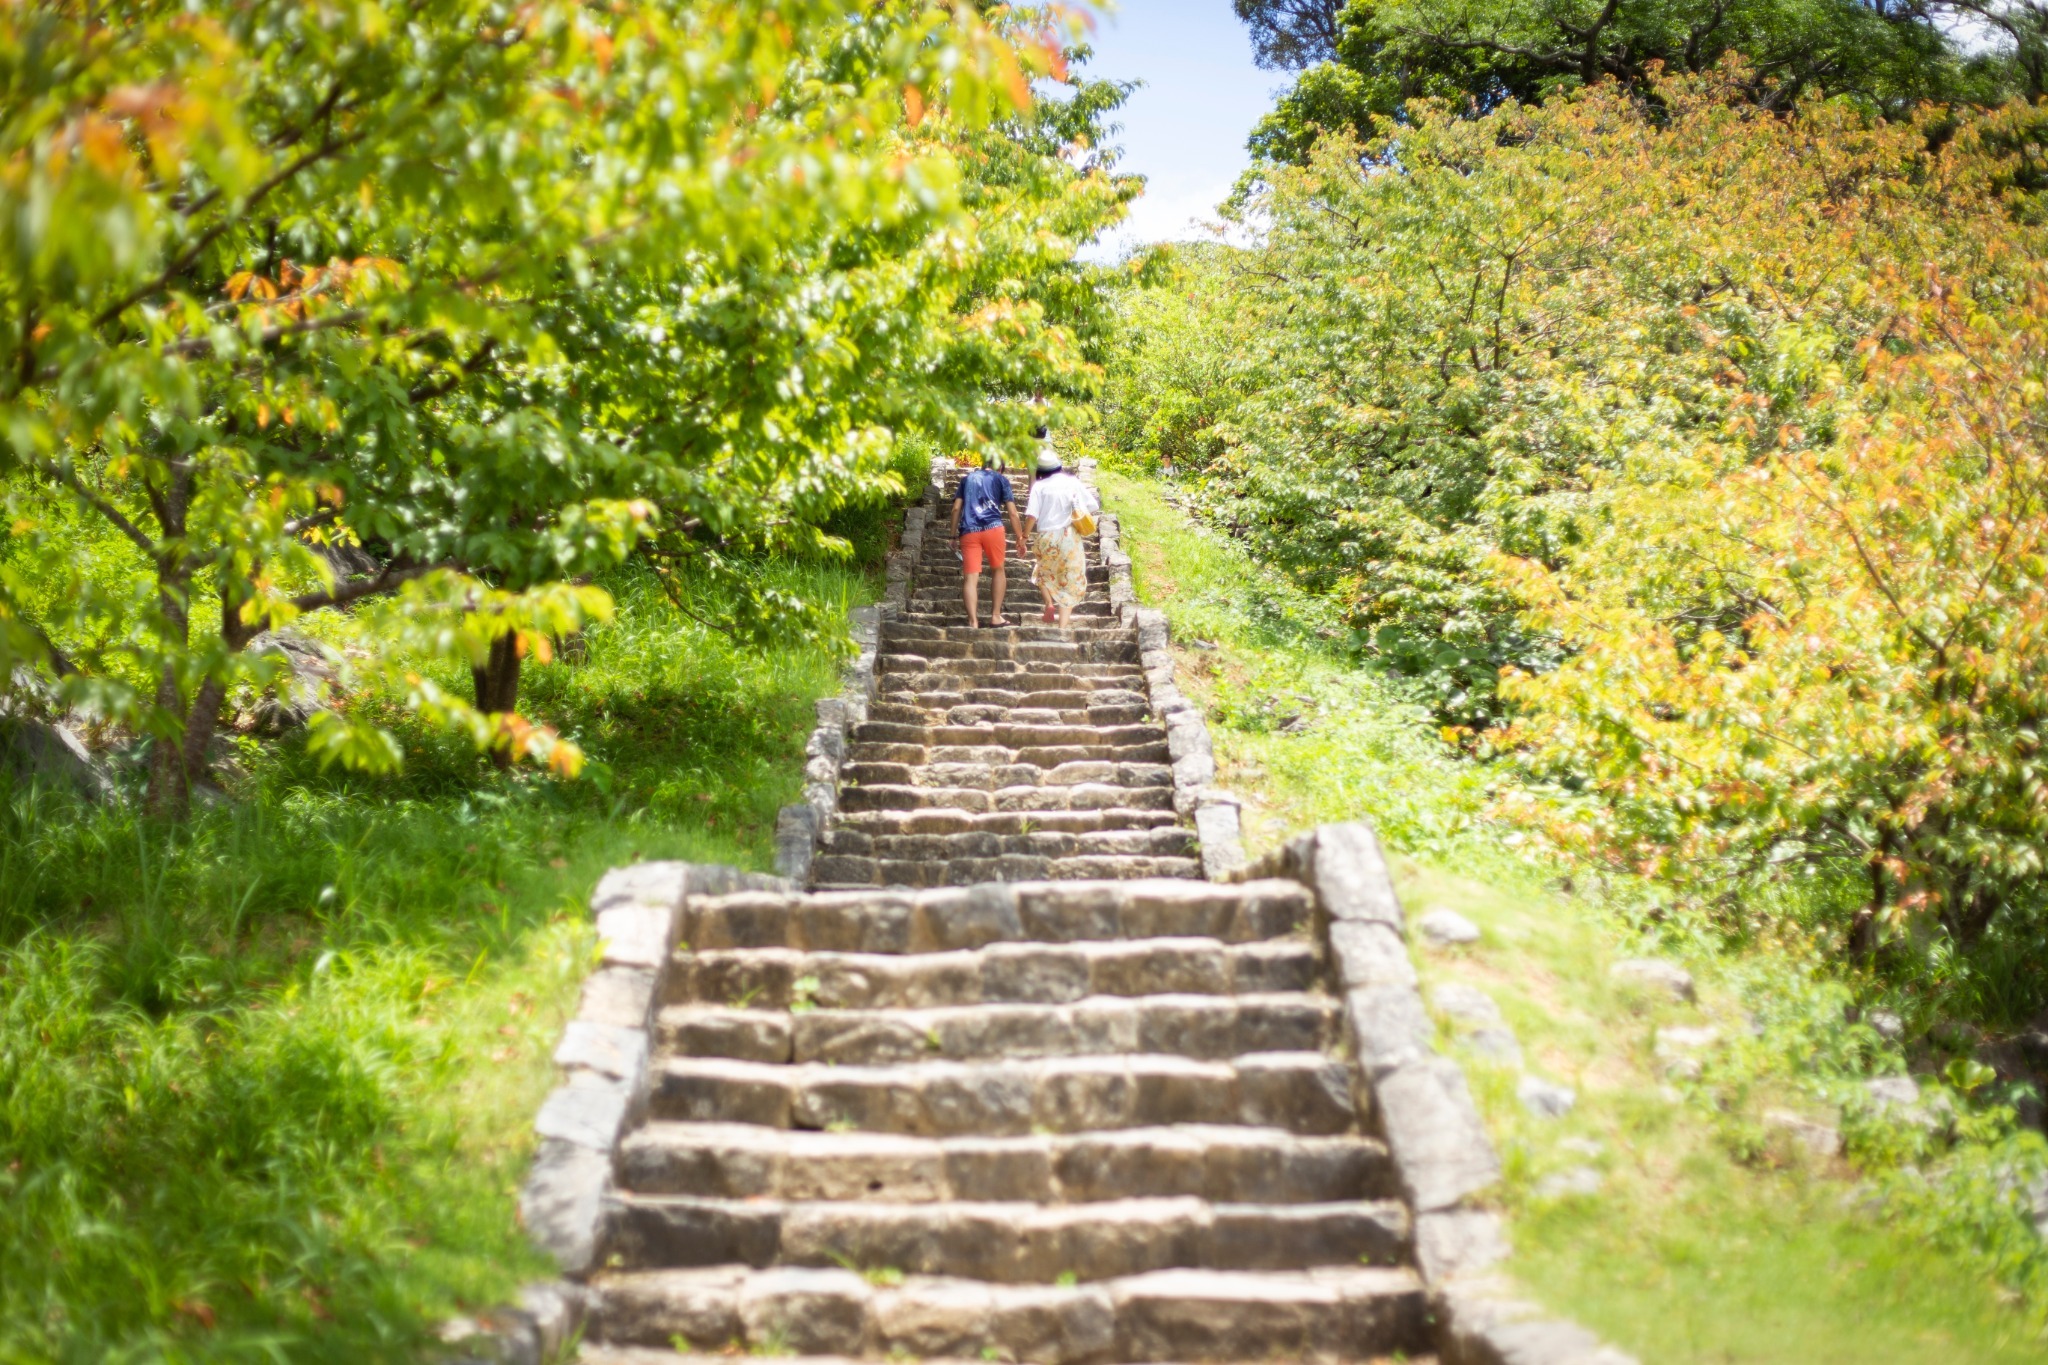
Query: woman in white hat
xmin=1022 ymin=430 xmax=1098 ymax=630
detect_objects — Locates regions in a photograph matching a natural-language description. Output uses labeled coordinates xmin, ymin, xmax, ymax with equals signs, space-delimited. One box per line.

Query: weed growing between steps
xmin=0 ymin=555 xmax=872 ymax=1362
xmin=1102 ymin=468 xmax=2048 ymax=1362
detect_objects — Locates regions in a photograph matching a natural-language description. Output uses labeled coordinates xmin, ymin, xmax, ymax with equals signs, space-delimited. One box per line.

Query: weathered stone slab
xmin=1376 ymin=1056 xmax=1501 ymax=1212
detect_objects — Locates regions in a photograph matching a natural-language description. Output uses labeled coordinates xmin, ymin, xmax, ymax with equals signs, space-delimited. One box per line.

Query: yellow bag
xmin=1072 ymin=509 xmax=1097 ymax=537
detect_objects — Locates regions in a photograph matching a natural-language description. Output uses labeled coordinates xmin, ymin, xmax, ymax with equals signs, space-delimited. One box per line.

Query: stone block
xmin=1330 ymin=920 xmax=1418 ymax=990
xmin=1348 ymin=983 xmax=1435 ymax=1080
xmin=594 ymin=904 xmax=676 ymax=972
xmin=1194 ymin=795 xmax=1247 ymax=882
xmin=535 ymin=1075 xmax=632 ymax=1152
xmin=916 ymin=884 xmax=1024 ymax=949
xmin=979 ymin=1283 xmax=1109 ymax=1363
xmin=872 ymin=1280 xmax=995 ymax=1358
xmin=1236 ymin=1054 xmax=1357 ymax=1134
xmin=590 ymin=862 xmax=689 ymax=917
xmin=553 ymin=1020 xmax=650 ymax=1086
xmin=1415 ymin=1208 xmax=1510 ymax=1284
xmin=1303 ymin=822 xmax=1406 ymax=933
xmin=576 ymin=965 xmax=660 ymax=1032
xmin=1437 ymin=1280 xmax=1641 ymax=1365
xmin=518 ymin=1138 xmax=612 ymax=1277
xmin=1376 ymin=1056 xmax=1502 ymax=1212
xmin=588 ymin=1268 xmax=747 ymax=1347
xmin=737 ymin=1267 xmax=871 ymax=1356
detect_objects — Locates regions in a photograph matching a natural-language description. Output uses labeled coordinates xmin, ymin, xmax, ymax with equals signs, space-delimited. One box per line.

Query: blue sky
xmin=1074 ymin=0 xmax=1281 ymax=259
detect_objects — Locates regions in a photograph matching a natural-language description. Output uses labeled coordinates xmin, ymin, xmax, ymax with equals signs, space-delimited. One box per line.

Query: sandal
xmin=989 ymin=615 xmax=1012 ymax=629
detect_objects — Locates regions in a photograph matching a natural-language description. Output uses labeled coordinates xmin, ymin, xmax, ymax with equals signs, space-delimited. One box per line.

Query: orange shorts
xmin=960 ymin=526 xmax=1007 ymax=574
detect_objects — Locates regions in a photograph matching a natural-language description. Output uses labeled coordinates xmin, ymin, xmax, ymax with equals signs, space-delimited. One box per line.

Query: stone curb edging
xmin=445 ymin=860 xmax=791 ymax=1363
xmin=1079 ymin=460 xmax=1248 ymax=885
xmin=1253 ymin=822 xmax=1640 ymax=1365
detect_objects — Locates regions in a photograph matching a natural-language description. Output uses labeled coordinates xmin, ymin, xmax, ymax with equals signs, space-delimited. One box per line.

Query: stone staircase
xmin=562 ymin=466 xmax=1439 ymax=1364
xmin=811 ymin=464 xmax=1197 ymax=891
xmin=575 ymin=880 xmax=1431 ymax=1364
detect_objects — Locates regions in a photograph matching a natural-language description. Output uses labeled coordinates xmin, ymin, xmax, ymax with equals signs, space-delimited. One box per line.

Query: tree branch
xmin=30 ymin=457 xmax=157 ymax=556
xmin=288 ymin=560 xmax=436 ymax=614
xmin=407 ymin=337 xmax=499 ymax=403
xmin=92 ymin=131 xmax=366 ymax=331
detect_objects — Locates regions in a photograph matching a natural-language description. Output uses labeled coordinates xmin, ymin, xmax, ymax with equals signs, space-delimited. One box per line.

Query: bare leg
xmin=962 ymin=569 xmax=980 ymax=627
xmin=1057 ymin=601 xmax=1073 ymax=630
xmin=990 ymin=563 xmax=1008 ymax=624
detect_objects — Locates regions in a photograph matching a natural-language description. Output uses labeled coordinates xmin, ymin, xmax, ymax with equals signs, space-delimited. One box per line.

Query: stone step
xmin=814 ymin=854 xmax=1205 ymax=890
xmin=851 ymin=742 xmax=1168 ymax=766
xmin=857 ymin=723 xmax=1162 ymax=750
xmin=872 ymin=675 xmax=1146 ymax=699
xmin=830 ymin=807 xmax=1182 ymax=837
xmin=896 ymin=607 xmax=1118 ymax=629
xmin=578 ymin=1352 xmax=1306 ymax=1365
xmin=836 ymin=783 xmax=1175 ymax=816
xmin=885 ymin=621 xmax=1117 ymax=645
xmin=841 ymin=756 xmax=1172 ymax=787
xmin=584 ymin=1265 xmax=1430 ymax=1361
xmin=648 ymin=1052 xmax=1356 ymax=1136
xmin=843 ymin=828 xmax=1199 ymax=863
xmin=606 ymin=1195 xmax=1410 ymax=1280
xmin=872 ymin=698 xmax=1150 ymax=725
xmin=868 ymin=701 xmax=1153 ymax=729
xmin=879 ymin=641 xmax=1138 ymax=668
xmin=880 ymin=661 xmax=1147 ymax=685
xmin=656 ymin=992 xmax=1338 ymax=1064
xmin=679 ymin=882 xmax=1311 ymax=956
xmin=667 ymin=937 xmax=1323 ymax=1011
xmin=617 ymin=1123 xmax=1393 ymax=1204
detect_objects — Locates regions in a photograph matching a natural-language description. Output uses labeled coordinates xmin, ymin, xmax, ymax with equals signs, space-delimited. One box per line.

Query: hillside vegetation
xmin=1100 ymin=467 xmax=2048 ymax=1361
xmin=1100 ymin=68 xmax=2048 ymax=1029
xmin=0 ymin=1 xmax=1131 ymax=1356
xmin=1090 ymin=43 xmax=2048 ymax=1354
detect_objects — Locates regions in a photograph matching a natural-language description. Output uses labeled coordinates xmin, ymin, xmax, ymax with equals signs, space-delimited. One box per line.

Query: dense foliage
xmin=1096 ymin=69 xmax=2048 ymax=996
xmin=1242 ymin=0 xmax=2030 ymax=163
xmin=0 ymin=0 xmax=1130 ymax=814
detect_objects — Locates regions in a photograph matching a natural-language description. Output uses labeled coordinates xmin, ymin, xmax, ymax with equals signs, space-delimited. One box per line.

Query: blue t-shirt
xmin=957 ymin=469 xmax=1014 ymax=533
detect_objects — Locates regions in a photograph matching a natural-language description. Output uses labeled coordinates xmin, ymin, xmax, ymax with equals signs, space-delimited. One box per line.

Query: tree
xmin=1242 ymin=0 xmax=1983 ymax=165
xmin=1235 ymin=0 xmax=1350 ymax=70
xmin=1108 ymin=61 xmax=2048 ymax=960
xmin=1929 ymin=1 xmax=2048 ymax=102
xmin=0 ymin=1 xmax=1100 ymax=815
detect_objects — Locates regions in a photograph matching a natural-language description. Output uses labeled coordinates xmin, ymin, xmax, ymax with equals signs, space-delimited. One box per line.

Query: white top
xmin=1024 ymin=470 xmax=1097 ymax=536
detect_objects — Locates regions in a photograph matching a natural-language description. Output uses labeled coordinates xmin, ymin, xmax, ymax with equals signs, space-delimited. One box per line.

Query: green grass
xmin=0 ymin=551 xmax=878 ymax=1362
xmin=1102 ymin=468 xmax=2048 ymax=1363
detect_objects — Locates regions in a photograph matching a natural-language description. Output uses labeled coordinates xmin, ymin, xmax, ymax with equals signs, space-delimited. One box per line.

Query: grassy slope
xmin=0 ymin=551 xmax=877 ymax=1363
xmin=1102 ymin=469 xmax=2046 ymax=1364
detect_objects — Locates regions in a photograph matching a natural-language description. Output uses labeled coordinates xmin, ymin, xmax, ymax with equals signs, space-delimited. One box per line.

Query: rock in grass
xmin=1468 ymin=1026 xmax=1523 ymax=1067
xmin=1418 ymin=907 xmax=1482 ymax=947
xmin=1862 ymin=1075 xmax=1950 ymax=1131
xmin=1431 ymin=982 xmax=1503 ymax=1026
xmin=249 ymin=631 xmax=340 ymax=735
xmin=0 ymin=717 xmax=112 ymax=802
xmin=1519 ymin=1076 xmax=1577 ymax=1119
xmin=1610 ymin=957 xmax=1695 ymax=1002
xmin=1536 ymin=1164 xmax=1604 ymax=1198
xmin=1763 ymin=1108 xmax=1843 ymax=1157
xmin=1867 ymin=1009 xmax=1905 ymax=1040
xmin=1653 ymin=1025 xmax=1720 ymax=1081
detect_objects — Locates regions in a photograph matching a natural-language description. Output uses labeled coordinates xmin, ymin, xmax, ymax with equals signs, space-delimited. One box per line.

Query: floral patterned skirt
xmin=1032 ymin=525 xmax=1089 ymax=608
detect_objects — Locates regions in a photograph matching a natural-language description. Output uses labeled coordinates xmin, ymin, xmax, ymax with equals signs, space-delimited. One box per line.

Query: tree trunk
xmin=472 ymin=630 xmax=522 ymax=770
xmin=146 ymin=663 xmax=190 ymax=819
